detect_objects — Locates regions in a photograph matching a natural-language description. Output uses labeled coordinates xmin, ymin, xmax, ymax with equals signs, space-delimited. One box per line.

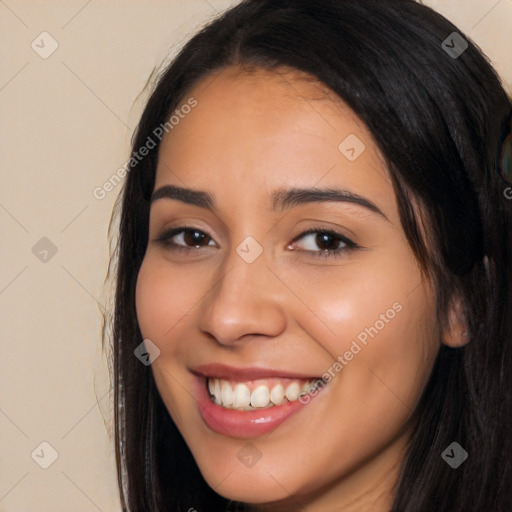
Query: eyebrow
xmin=151 ymin=184 xmax=388 ymax=220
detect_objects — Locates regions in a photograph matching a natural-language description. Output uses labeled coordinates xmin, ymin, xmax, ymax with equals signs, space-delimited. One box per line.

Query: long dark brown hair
xmin=107 ymin=1 xmax=512 ymax=510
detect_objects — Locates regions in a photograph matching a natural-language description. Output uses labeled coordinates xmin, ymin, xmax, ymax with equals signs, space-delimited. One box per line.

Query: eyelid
xmin=290 ymin=228 xmax=356 ymax=247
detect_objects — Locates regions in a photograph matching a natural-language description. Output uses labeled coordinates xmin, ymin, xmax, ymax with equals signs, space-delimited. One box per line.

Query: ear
xmin=441 ymin=296 xmax=470 ymax=348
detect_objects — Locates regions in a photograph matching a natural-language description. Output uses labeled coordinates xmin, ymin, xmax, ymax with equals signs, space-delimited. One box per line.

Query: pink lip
xmin=191 ymin=365 xmax=323 ymax=439
xmin=191 ymin=363 xmax=318 ymax=381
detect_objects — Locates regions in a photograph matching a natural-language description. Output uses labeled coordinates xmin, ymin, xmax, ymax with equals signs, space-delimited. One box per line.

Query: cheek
xmin=135 ymin=255 xmax=204 ymax=425
xmin=280 ymin=251 xmax=439 ymax=420
xmin=279 ymin=247 xmax=434 ymax=358
xmin=135 ymin=254 xmax=204 ymax=344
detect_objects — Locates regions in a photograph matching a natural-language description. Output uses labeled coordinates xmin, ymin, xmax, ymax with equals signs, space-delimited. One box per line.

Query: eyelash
xmin=153 ymin=225 xmax=359 ymax=259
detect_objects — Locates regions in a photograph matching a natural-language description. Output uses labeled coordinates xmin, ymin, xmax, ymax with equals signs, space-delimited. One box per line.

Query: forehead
xmin=158 ymin=65 xmax=362 ymax=156
xmin=154 ymin=65 xmax=395 ymax=221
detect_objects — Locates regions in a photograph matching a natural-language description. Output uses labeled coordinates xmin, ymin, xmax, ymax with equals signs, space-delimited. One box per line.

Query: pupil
xmin=316 ymin=233 xmax=336 ymax=250
xmin=185 ymin=231 xmax=207 ymax=246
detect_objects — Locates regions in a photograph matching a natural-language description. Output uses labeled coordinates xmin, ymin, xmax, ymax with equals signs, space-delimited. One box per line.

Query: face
xmin=135 ymin=66 xmax=441 ymax=511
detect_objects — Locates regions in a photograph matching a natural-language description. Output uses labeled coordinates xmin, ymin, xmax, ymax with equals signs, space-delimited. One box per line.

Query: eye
xmin=290 ymin=229 xmax=358 ymax=258
xmin=153 ymin=226 xmax=216 ymax=252
xmin=153 ymin=225 xmax=358 ymax=259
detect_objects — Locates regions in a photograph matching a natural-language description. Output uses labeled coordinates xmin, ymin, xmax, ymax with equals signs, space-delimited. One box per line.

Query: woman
xmin=109 ymin=0 xmax=512 ymax=510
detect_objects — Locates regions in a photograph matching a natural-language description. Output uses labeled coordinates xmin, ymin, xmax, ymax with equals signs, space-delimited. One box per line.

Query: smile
xmin=192 ymin=364 xmax=325 ymax=438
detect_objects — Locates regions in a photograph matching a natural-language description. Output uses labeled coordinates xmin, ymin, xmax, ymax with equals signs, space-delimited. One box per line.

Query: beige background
xmin=0 ymin=1 xmax=510 ymax=511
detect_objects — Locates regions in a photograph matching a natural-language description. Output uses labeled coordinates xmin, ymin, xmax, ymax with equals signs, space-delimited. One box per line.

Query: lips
xmin=192 ymin=363 xmax=319 ymax=381
xmin=191 ymin=363 xmax=324 ymax=438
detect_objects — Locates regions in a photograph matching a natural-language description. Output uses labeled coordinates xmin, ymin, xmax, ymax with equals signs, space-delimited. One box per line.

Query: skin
xmin=135 ymin=66 xmax=464 ymax=511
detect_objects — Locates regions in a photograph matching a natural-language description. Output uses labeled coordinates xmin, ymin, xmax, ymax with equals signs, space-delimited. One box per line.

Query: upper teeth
xmin=207 ymin=378 xmax=315 ymax=410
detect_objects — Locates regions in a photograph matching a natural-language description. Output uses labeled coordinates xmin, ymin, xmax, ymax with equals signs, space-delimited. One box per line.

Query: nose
xmin=197 ymin=242 xmax=287 ymax=346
